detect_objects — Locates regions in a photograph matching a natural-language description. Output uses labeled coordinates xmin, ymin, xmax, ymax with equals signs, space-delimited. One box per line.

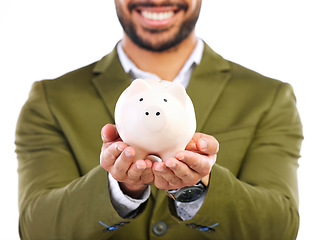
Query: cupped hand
xmin=152 ymin=133 xmax=219 ymax=190
xmin=100 ymin=124 xmax=154 ymax=198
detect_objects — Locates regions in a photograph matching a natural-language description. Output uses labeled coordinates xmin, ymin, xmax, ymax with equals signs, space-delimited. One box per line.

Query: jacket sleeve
xmin=184 ymin=82 xmax=303 ymax=239
xmin=15 ymin=81 xmax=131 ymax=240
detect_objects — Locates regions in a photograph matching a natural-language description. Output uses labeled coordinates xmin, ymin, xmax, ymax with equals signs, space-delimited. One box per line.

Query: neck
xmin=121 ymin=32 xmax=198 ymax=81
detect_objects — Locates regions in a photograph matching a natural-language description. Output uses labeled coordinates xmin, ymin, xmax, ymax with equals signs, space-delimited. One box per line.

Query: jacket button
xmin=152 ymin=221 xmax=167 ymax=236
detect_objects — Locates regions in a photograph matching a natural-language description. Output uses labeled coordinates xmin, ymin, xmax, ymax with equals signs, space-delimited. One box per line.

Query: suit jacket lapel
xmin=91 ymin=47 xmax=131 ymax=121
xmin=91 ymin=43 xmax=231 ymax=131
xmin=187 ymin=43 xmax=231 ymax=132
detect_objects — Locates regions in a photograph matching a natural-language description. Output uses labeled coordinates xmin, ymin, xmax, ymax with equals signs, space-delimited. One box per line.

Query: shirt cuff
xmin=108 ymin=173 xmax=150 ymax=218
xmin=174 ymin=189 xmax=208 ymax=220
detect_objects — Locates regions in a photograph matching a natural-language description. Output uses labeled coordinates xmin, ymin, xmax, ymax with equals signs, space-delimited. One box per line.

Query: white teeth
xmin=141 ymin=11 xmax=174 ymax=21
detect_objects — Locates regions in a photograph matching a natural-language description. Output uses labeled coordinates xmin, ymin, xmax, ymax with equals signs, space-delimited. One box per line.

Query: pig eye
xmin=139 ymin=98 xmax=144 ymax=102
xmin=163 ymin=99 xmax=167 ymax=102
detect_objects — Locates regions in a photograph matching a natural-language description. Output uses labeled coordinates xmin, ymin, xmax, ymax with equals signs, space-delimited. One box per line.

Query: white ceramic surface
xmin=115 ymin=79 xmax=196 ymax=162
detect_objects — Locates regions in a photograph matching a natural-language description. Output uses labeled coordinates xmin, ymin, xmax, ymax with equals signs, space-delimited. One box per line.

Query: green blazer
xmin=16 ymin=43 xmax=303 ymax=240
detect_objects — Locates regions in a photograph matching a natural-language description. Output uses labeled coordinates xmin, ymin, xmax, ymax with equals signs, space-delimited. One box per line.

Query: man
xmin=15 ymin=0 xmax=303 ymax=239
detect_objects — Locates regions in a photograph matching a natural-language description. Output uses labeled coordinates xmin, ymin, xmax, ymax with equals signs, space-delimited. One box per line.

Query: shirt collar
xmin=117 ymin=39 xmax=204 ymax=88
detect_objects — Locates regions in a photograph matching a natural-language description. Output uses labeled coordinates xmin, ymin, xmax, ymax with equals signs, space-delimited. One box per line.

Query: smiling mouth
xmin=141 ymin=10 xmax=175 ymax=21
xmin=129 ymin=2 xmax=188 ymax=22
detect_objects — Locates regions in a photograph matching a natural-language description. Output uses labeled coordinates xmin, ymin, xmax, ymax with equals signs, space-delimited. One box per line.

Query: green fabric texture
xmin=15 ymin=43 xmax=303 ymax=240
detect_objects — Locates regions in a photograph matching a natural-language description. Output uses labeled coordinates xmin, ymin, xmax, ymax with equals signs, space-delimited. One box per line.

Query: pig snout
xmin=142 ymin=105 xmax=167 ymax=132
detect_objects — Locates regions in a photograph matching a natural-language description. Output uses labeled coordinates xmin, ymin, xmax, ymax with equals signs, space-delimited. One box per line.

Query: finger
xmin=144 ymin=159 xmax=153 ymax=169
xmin=140 ymin=167 xmax=154 ymax=184
xmin=197 ymin=137 xmax=219 ymax=155
xmin=128 ymin=160 xmax=154 ymax=184
xmin=165 ymin=158 xmax=199 ymax=186
xmin=153 ymin=162 xmax=182 ymax=189
xmin=175 ymin=151 xmax=213 ymax=177
xmin=152 ymin=162 xmax=168 ymax=189
xmin=152 ymin=161 xmax=166 ymax=172
xmin=153 ymin=174 xmax=168 ymax=190
xmin=101 ymin=124 xmax=120 ymax=142
xmin=186 ymin=133 xmax=219 ymax=155
xmin=101 ymin=141 xmax=114 ymax=151
xmin=112 ymin=146 xmax=136 ymax=180
xmin=185 ymin=138 xmax=199 ymax=152
xmin=100 ymin=141 xmax=127 ymax=169
xmin=127 ymin=161 xmax=145 ymax=181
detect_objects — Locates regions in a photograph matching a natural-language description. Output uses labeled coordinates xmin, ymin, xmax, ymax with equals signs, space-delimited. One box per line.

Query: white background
xmin=1 ymin=0 xmax=316 ymax=239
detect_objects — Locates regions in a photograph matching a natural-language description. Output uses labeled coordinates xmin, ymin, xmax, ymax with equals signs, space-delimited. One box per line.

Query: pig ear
xmin=166 ymin=83 xmax=187 ymax=105
xmin=126 ymin=79 xmax=150 ymax=96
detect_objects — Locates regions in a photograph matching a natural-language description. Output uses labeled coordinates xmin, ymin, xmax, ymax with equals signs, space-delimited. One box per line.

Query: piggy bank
xmin=114 ymin=79 xmax=196 ymax=162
